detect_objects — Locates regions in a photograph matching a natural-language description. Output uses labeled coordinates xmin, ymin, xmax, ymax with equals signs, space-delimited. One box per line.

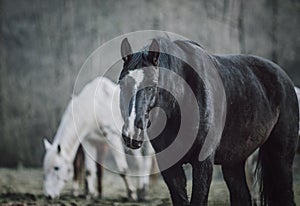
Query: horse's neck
xmin=53 ymin=103 xmax=86 ymax=162
xmin=51 ymin=77 xmax=118 ymax=162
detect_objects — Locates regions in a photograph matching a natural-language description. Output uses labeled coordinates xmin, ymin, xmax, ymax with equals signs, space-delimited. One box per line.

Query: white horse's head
xmin=43 ymin=139 xmax=74 ymax=199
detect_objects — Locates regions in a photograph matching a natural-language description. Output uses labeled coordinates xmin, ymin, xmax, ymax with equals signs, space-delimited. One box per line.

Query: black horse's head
xmin=119 ymin=38 xmax=160 ymax=149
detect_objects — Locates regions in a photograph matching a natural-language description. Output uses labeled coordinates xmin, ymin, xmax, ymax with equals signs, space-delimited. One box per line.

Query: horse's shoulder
xmin=79 ymin=77 xmax=117 ymax=97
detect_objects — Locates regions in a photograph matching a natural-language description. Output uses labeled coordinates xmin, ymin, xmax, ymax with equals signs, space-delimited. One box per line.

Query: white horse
xmin=43 ymin=77 xmax=154 ymax=200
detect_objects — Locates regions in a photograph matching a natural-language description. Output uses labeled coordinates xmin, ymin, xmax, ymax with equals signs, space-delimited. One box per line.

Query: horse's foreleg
xmin=130 ymin=150 xmax=146 ymax=201
xmin=109 ymin=134 xmax=137 ymax=200
xmin=221 ymin=161 xmax=252 ymax=206
xmin=72 ymin=144 xmax=85 ymax=196
xmin=132 ymin=142 xmax=154 ymax=201
xmin=96 ymin=142 xmax=108 ymax=197
xmin=190 ymin=158 xmax=213 ymax=206
xmin=72 ymin=180 xmax=80 ymax=197
xmin=161 ymin=165 xmax=189 ymax=206
xmin=83 ymin=142 xmax=99 ymax=198
xmin=137 ymin=155 xmax=152 ymax=201
xmin=120 ymin=173 xmax=137 ymax=201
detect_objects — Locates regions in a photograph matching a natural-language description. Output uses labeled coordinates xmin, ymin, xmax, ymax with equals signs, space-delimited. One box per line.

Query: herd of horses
xmin=43 ymin=37 xmax=299 ymax=206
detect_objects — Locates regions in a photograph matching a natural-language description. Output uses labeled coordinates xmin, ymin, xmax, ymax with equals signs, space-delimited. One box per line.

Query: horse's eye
xmin=54 ymin=166 xmax=60 ymax=171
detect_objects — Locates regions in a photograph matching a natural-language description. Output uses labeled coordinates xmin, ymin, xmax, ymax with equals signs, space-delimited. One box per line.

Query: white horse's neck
xmin=52 ymin=77 xmax=122 ymax=163
xmin=53 ymin=100 xmax=86 ymax=163
xmin=54 ymin=77 xmax=123 ymax=161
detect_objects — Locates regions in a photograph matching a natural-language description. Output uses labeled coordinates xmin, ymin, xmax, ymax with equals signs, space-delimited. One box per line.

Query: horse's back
xmin=213 ymin=55 xmax=299 ymax=165
xmin=73 ymin=76 xmax=123 ymax=136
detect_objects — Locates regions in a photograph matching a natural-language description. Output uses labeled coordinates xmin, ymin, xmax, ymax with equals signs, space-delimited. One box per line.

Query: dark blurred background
xmin=0 ymin=0 xmax=299 ymax=167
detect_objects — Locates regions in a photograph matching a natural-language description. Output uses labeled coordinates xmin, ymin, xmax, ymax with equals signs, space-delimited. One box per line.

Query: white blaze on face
xmin=126 ymin=70 xmax=145 ymax=138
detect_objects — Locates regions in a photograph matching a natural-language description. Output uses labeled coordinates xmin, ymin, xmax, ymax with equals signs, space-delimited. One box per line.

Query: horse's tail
xmin=255 ymin=126 xmax=297 ymax=206
xmin=255 ymin=147 xmax=269 ymax=206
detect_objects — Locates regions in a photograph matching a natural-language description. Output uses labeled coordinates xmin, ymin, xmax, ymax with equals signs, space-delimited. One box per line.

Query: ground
xmin=0 ymin=154 xmax=299 ymax=206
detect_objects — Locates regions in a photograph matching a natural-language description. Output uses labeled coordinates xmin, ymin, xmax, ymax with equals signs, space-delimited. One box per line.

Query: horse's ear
xmin=121 ymin=38 xmax=132 ymax=62
xmin=148 ymin=39 xmax=160 ymax=66
xmin=43 ymin=138 xmax=52 ymax=150
xmin=57 ymin=144 xmax=61 ymax=154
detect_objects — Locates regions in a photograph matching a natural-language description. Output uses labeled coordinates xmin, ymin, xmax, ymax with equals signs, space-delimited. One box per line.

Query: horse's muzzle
xmin=122 ymin=134 xmax=143 ymax=149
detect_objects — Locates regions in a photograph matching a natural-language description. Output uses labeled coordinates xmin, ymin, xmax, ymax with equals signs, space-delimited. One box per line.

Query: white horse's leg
xmin=132 ymin=141 xmax=154 ymax=201
xmin=95 ymin=142 xmax=108 ymax=197
xmin=131 ymin=149 xmax=148 ymax=201
xmin=246 ymin=149 xmax=259 ymax=205
xmin=72 ymin=144 xmax=85 ymax=197
xmin=83 ymin=140 xmax=99 ymax=198
xmin=72 ymin=181 xmax=80 ymax=197
xmin=107 ymin=133 xmax=137 ymax=200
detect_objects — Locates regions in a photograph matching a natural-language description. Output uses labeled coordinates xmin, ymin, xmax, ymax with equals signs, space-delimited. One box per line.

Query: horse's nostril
xmin=122 ymin=134 xmax=128 ymax=139
xmin=46 ymin=195 xmax=52 ymax=200
xmin=122 ymin=134 xmax=130 ymax=144
xmin=136 ymin=118 xmax=144 ymax=129
xmin=147 ymin=120 xmax=151 ymax=128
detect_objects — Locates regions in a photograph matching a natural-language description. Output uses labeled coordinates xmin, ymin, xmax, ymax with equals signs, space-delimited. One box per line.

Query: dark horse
xmin=118 ymin=37 xmax=298 ymax=206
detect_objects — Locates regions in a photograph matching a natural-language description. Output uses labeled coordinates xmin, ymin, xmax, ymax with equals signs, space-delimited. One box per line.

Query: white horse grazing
xmin=43 ymin=77 xmax=154 ymax=200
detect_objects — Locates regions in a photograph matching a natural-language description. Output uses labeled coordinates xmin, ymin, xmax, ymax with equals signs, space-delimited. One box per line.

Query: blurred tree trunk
xmin=238 ymin=0 xmax=246 ymax=53
xmin=271 ymin=0 xmax=278 ymax=63
xmin=223 ymin=0 xmax=229 ymax=21
xmin=0 ymin=4 xmax=3 ymax=141
xmin=0 ymin=0 xmax=3 ymax=131
xmin=0 ymin=0 xmax=12 ymax=166
xmin=0 ymin=0 xmax=6 ymax=138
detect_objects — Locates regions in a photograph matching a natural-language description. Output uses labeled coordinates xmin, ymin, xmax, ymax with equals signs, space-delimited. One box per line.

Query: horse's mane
xmin=119 ymin=38 xmax=206 ymax=81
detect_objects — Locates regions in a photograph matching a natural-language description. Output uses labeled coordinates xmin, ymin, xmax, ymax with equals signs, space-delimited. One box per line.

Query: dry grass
xmin=0 ymin=154 xmax=299 ymax=205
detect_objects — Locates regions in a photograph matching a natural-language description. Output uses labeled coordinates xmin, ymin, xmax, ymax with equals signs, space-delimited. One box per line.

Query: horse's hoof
xmin=85 ymin=192 xmax=99 ymax=200
xmin=137 ymin=187 xmax=148 ymax=202
xmin=127 ymin=190 xmax=137 ymax=201
xmin=85 ymin=194 xmax=91 ymax=200
xmin=72 ymin=191 xmax=79 ymax=197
